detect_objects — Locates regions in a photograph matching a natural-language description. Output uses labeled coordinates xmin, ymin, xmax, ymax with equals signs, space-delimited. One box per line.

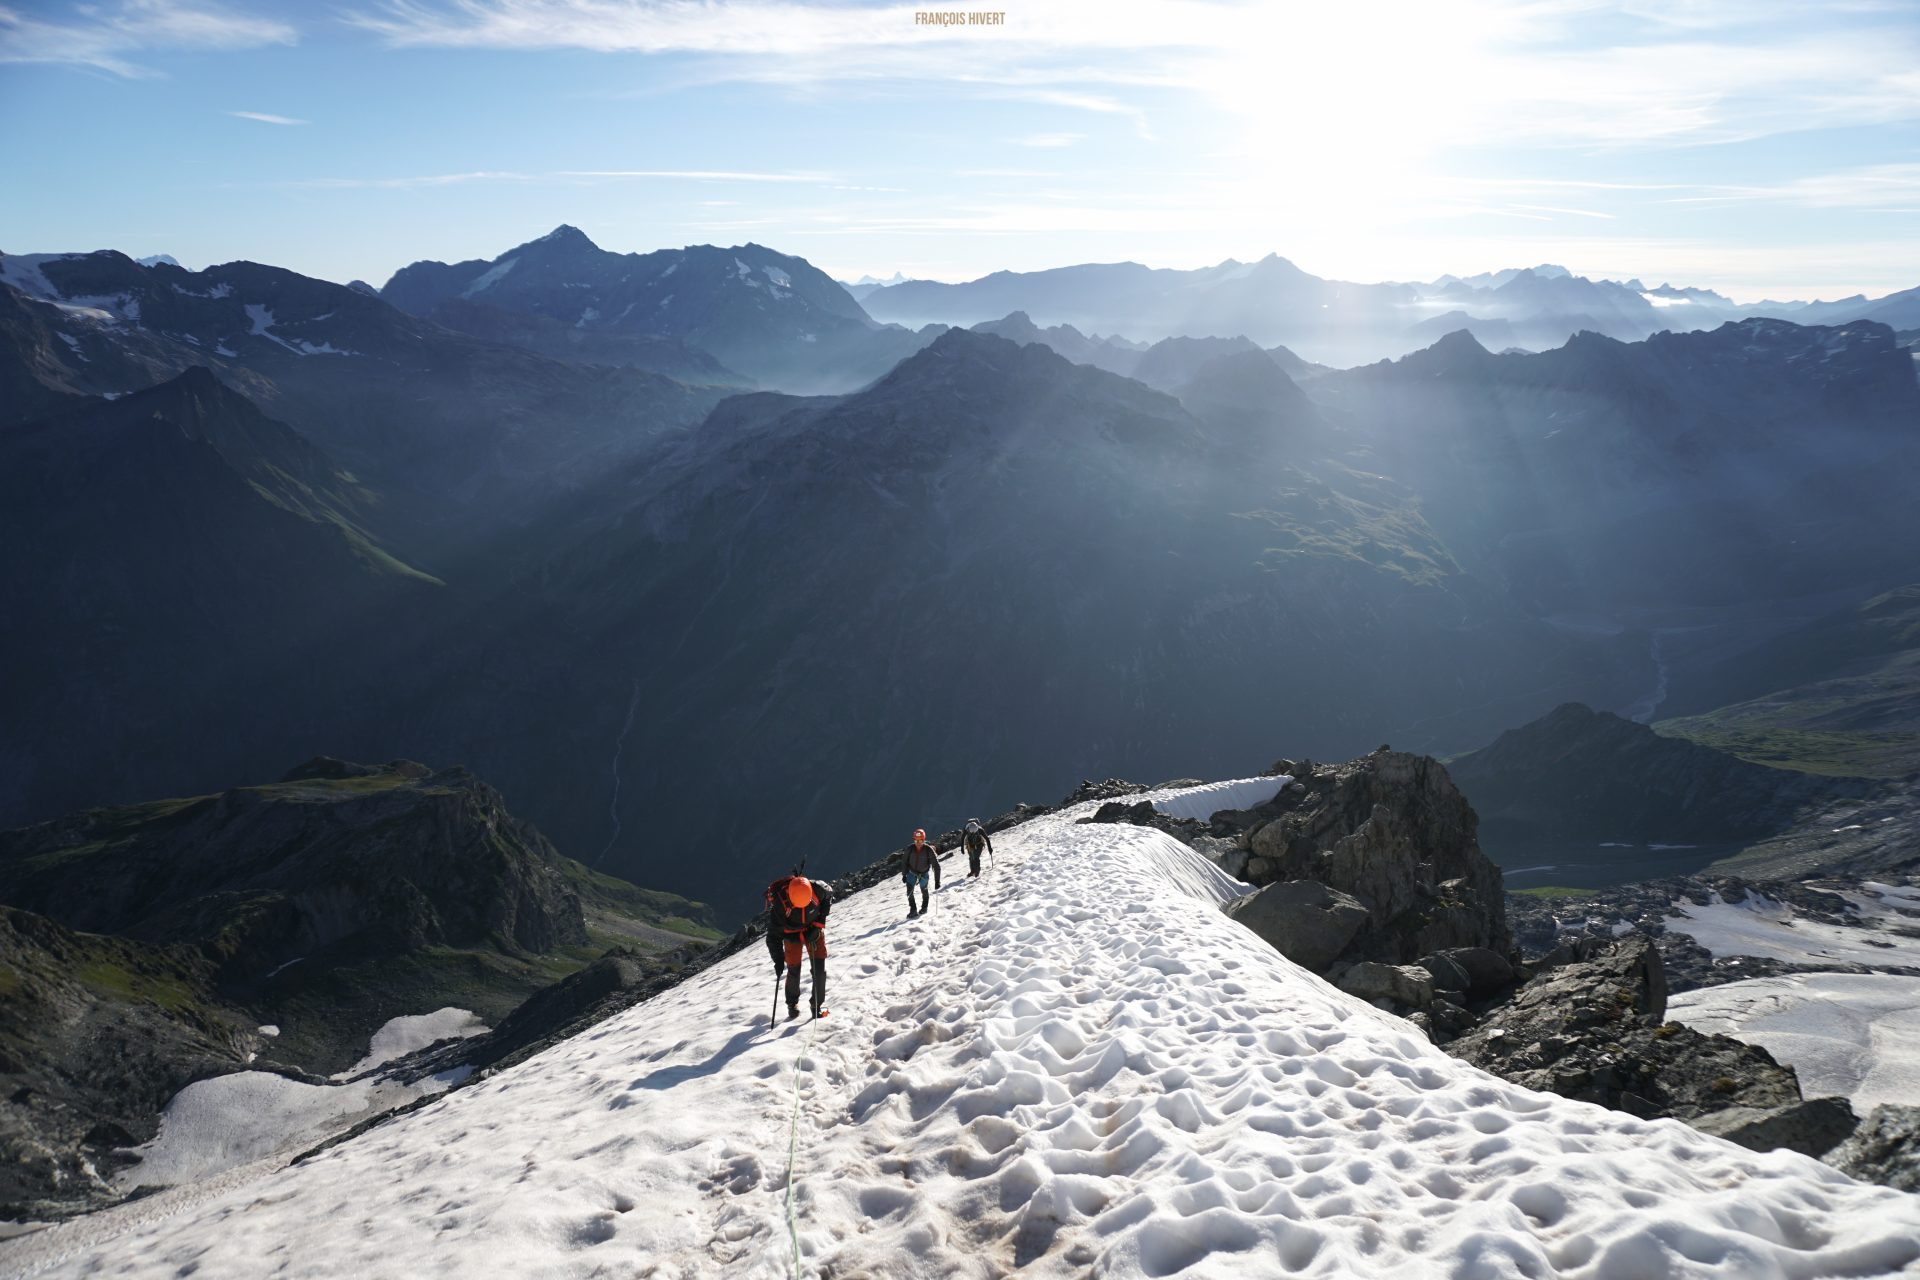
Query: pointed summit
xmin=1394 ymin=327 xmax=1493 ymax=377
xmin=515 ymin=224 xmax=599 ymax=255
xmin=1432 ymin=327 xmax=1490 ymax=355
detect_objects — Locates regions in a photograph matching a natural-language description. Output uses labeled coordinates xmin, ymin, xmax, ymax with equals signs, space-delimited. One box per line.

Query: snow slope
xmin=10 ymin=780 xmax=1920 ymax=1278
xmin=1669 ymin=974 xmax=1920 ymax=1114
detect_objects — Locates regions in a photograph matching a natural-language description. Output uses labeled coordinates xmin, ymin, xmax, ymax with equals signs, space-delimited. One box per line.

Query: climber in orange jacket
xmin=765 ymin=873 xmax=833 ymax=1020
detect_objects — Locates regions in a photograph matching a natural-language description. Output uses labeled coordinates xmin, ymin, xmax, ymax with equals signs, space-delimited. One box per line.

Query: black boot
xmin=811 ymin=958 xmax=828 ymax=1017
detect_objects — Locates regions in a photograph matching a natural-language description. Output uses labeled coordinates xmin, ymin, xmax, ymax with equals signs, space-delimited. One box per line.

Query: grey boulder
xmin=1222 ymin=879 xmax=1369 ymax=972
xmin=1334 ymin=960 xmax=1435 ymax=1008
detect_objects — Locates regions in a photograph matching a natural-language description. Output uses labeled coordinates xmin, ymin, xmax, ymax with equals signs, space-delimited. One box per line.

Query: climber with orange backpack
xmin=903 ymin=828 xmax=940 ymax=919
xmin=765 ymin=871 xmax=833 ymax=1022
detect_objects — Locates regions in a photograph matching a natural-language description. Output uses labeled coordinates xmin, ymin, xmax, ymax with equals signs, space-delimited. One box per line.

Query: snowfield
xmin=115 ymin=1073 xmax=403 ymax=1193
xmin=9 ymin=781 xmax=1920 ymax=1278
xmin=1664 ymin=891 xmax=1920 ymax=968
xmin=111 ymin=1010 xmax=489 ymax=1195
xmin=1669 ymin=974 xmax=1920 ymax=1115
xmin=335 ymin=1007 xmax=488 ymax=1079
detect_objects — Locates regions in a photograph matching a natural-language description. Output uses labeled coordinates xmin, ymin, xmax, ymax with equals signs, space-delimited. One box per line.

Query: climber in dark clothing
xmin=961 ymin=818 xmax=993 ymax=877
xmin=903 ymin=828 xmax=940 ymax=918
xmin=765 ymin=874 xmax=833 ymax=1019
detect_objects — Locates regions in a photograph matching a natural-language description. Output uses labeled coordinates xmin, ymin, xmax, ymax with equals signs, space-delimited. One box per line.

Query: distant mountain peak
xmin=531 ymin=224 xmax=597 ymax=251
xmin=922 ymin=323 xmax=1020 ymax=361
xmin=1391 ymin=327 xmax=1494 ymax=377
xmin=1431 ymin=327 xmax=1490 ymax=355
xmin=166 ymin=364 xmax=224 ymax=394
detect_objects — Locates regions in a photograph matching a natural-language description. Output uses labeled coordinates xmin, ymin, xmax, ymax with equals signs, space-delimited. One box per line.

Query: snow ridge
xmin=12 ymin=781 xmax=1920 ymax=1278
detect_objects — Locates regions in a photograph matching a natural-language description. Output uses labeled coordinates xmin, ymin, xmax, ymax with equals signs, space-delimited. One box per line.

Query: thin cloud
xmin=1510 ymin=204 xmax=1617 ymax=220
xmin=0 ymin=0 xmax=296 ymax=77
xmin=339 ymin=0 xmax=1919 ymax=156
xmin=1660 ymin=162 xmax=1920 ymax=211
xmin=288 ymin=171 xmax=537 ymax=189
xmin=1012 ymin=132 xmax=1084 ymax=148
xmin=557 ymin=169 xmax=833 ymax=182
xmin=230 ymin=110 xmax=308 ymax=125
xmin=282 ymin=168 xmax=837 ymax=190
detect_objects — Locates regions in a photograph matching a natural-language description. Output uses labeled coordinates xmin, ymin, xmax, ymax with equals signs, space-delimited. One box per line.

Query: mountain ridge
xmin=379 ymin=225 xmax=935 ymax=393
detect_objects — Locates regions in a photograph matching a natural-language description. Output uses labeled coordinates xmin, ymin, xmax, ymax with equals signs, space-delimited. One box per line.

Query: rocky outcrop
xmin=1690 ymin=1098 xmax=1859 ymax=1158
xmin=1824 ymin=1105 xmax=1920 ymax=1192
xmin=0 ymin=759 xmax=589 ymax=994
xmin=0 ymin=905 xmax=257 ymax=1219
xmin=1227 ymin=750 xmax=1510 ymax=964
xmin=1064 ymin=779 xmax=1151 ymax=807
xmin=1222 ymin=881 xmax=1368 ymax=971
xmin=391 ymin=943 xmax=729 ymax=1084
xmin=1445 ymin=937 xmax=1800 ymax=1120
xmin=1432 ymin=946 xmax=1514 ymax=998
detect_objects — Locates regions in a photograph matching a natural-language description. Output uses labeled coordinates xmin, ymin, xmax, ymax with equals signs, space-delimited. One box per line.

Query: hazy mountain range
xmin=857 ymin=256 xmax=1920 ymax=367
xmin=3 ymin=230 xmax=1916 ymax=915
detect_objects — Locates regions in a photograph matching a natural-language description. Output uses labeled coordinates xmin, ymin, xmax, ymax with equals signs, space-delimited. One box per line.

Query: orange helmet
xmin=786 ymin=876 xmax=814 ymax=908
xmin=913 ymin=828 xmax=926 ymax=844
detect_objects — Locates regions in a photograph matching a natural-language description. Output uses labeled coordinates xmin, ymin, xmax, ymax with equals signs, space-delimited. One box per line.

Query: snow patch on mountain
xmin=1664 ymin=891 xmax=1920 ymax=968
xmin=57 ymin=295 xmax=137 ymax=325
xmin=243 ymin=303 xmax=352 ymax=356
xmin=15 ymin=779 xmax=1920 ymax=1277
xmin=461 ymin=255 xmax=517 ymax=297
xmin=1150 ymin=775 xmax=1288 ymax=820
xmin=106 ymin=1010 xmax=489 ymax=1198
xmin=115 ymin=1075 xmax=390 ymax=1194
xmin=170 ymin=282 xmax=232 ymax=301
xmin=335 ymin=1008 xmax=488 ymax=1079
xmin=0 ymin=252 xmax=75 ymax=300
xmin=1669 ymin=973 xmax=1920 ymax=1113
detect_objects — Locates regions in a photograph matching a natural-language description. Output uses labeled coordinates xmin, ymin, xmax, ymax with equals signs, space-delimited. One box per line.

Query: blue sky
xmin=1 ymin=0 xmax=1916 ymax=300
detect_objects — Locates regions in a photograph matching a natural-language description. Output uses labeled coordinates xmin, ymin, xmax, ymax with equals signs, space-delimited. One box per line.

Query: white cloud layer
xmin=340 ymin=0 xmax=1920 ymax=154
xmin=0 ymin=0 xmax=296 ymax=76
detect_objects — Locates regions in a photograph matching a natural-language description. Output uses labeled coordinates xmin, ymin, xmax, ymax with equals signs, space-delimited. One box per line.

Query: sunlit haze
xmin=2 ymin=0 xmax=1917 ymax=299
